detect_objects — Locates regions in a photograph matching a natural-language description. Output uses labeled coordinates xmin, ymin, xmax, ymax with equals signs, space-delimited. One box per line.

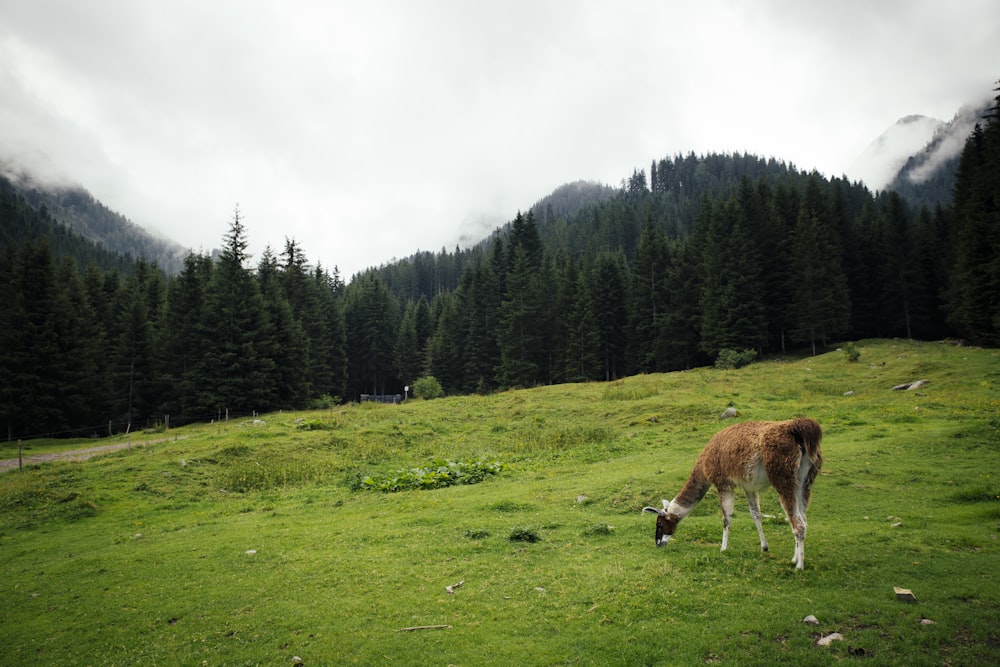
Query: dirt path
xmin=0 ymin=436 xmax=188 ymax=472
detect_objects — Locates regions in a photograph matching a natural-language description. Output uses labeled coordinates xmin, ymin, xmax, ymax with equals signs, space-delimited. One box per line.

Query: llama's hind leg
xmin=718 ymin=488 xmax=735 ymax=551
xmin=745 ymin=491 xmax=769 ymax=552
xmin=777 ymin=492 xmax=807 ymax=570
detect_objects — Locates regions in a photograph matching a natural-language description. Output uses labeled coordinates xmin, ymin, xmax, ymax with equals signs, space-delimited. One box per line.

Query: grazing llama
xmin=643 ymin=417 xmax=822 ymax=570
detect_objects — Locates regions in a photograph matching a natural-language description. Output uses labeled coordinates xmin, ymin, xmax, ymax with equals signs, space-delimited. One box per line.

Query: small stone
xmin=246 ymin=549 xmax=257 ymax=555
xmin=894 ymin=586 xmax=917 ymax=602
xmin=891 ymin=522 xmax=902 ymax=528
xmin=817 ymin=632 xmax=844 ymax=646
xmin=920 ymin=618 xmax=936 ymax=625
xmin=843 ymin=390 xmax=855 ymax=396
xmin=576 ymin=494 xmax=589 ymax=503
xmin=291 ymin=657 xmax=303 ymax=665
xmin=802 ymin=614 xmax=819 ymax=625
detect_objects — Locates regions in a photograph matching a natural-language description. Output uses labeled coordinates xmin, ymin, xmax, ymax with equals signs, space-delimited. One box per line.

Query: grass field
xmin=1 ymin=339 xmax=998 ymax=665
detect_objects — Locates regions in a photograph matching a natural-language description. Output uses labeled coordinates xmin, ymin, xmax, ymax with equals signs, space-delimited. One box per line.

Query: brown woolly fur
xmin=651 ymin=417 xmax=823 ymax=569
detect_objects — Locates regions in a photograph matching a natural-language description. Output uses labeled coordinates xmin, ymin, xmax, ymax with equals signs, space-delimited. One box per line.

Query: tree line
xmin=2 ymin=86 xmax=998 ymax=439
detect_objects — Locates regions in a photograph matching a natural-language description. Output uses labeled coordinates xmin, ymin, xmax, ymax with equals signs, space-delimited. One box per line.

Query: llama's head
xmin=642 ymin=499 xmax=680 ymax=547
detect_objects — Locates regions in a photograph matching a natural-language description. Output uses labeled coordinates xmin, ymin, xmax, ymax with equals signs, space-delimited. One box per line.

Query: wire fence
xmin=5 ymin=408 xmax=267 ymax=445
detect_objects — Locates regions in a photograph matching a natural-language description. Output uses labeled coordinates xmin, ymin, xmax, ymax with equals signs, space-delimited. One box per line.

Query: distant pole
xmin=18 ymin=439 xmax=22 ymax=471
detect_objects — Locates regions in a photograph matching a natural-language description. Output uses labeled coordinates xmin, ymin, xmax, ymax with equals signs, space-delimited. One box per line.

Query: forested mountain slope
xmin=2 ymin=86 xmax=998 ymax=440
xmin=1 ymin=166 xmax=187 ymax=274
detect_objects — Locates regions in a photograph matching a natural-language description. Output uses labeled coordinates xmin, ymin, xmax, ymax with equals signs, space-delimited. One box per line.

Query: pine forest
xmin=2 ymin=89 xmax=999 ymax=441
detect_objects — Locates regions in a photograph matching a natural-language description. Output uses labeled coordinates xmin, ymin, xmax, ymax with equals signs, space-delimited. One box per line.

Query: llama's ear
xmin=661 ymin=499 xmax=670 ymax=510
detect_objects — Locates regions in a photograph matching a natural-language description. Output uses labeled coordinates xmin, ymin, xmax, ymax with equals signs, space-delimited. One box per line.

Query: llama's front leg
xmin=718 ymin=488 xmax=735 ymax=551
xmin=745 ymin=491 xmax=769 ymax=552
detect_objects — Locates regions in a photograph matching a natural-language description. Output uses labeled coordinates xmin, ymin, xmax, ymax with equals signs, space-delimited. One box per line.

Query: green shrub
xmin=842 ymin=342 xmax=861 ymax=362
xmin=715 ymin=348 xmax=758 ymax=370
xmin=309 ymin=394 xmax=340 ymax=409
xmin=412 ymin=376 xmax=444 ymax=400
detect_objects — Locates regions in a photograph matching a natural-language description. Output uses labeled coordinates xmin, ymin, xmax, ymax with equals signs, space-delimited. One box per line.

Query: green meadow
xmin=1 ymin=340 xmax=998 ymax=665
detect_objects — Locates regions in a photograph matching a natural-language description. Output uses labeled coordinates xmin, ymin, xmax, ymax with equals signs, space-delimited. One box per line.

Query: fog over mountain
xmin=847 ymin=115 xmax=944 ymax=191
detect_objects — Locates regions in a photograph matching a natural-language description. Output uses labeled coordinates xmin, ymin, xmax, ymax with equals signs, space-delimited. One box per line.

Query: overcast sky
xmin=1 ymin=1 xmax=997 ymax=277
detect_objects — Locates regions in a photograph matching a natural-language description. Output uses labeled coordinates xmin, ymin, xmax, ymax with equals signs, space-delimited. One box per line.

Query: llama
xmin=643 ymin=417 xmax=822 ymax=570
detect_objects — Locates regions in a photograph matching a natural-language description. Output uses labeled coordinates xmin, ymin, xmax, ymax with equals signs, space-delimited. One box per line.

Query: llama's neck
xmin=667 ymin=466 xmax=711 ymax=519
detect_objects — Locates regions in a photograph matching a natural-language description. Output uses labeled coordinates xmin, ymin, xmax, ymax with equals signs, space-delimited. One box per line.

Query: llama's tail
xmin=788 ymin=417 xmax=823 ymax=470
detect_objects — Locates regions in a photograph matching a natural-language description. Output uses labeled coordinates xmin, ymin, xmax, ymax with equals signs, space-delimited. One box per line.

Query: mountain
xmin=847 ymin=115 xmax=944 ymax=191
xmin=885 ymin=103 xmax=988 ymax=209
xmin=530 ymin=180 xmax=617 ymax=222
xmin=0 ymin=161 xmax=188 ymax=274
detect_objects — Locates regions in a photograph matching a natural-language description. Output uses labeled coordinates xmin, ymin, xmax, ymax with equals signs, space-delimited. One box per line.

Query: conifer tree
xmin=1 ymin=241 xmax=63 ymax=436
xmin=53 ymin=256 xmax=107 ymax=429
xmin=659 ymin=237 xmax=704 ymax=370
xmin=591 ymin=251 xmax=629 ymax=380
xmin=944 ymin=87 xmax=1000 ymax=345
xmin=192 ymin=207 xmax=275 ymax=415
xmin=629 ymin=216 xmax=669 ymax=372
xmin=344 ymin=274 xmax=398 ymax=397
xmin=563 ymin=262 xmax=603 ymax=382
xmin=457 ymin=255 xmax=501 ymax=392
xmin=258 ymin=247 xmax=310 ymax=407
xmin=698 ymin=196 xmax=767 ymax=358
xmin=495 ymin=245 xmax=542 ymax=388
xmin=786 ymin=207 xmax=850 ymax=354
xmin=163 ymin=251 xmax=212 ymax=419
xmin=425 ymin=292 xmax=464 ymax=393
xmin=312 ymin=265 xmax=348 ymax=401
xmin=394 ymin=302 xmax=423 ymax=393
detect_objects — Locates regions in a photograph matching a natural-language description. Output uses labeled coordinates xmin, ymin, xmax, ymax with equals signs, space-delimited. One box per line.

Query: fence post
xmin=18 ymin=439 xmax=22 ymax=472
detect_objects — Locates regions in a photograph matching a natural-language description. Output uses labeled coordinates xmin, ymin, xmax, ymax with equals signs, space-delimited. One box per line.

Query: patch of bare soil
xmin=0 ymin=436 xmax=187 ymax=472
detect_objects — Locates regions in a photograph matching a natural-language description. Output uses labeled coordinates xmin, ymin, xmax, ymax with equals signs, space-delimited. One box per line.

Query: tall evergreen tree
xmin=344 ymin=274 xmax=398 ymax=397
xmin=659 ymin=237 xmax=704 ymax=370
xmin=786 ymin=207 xmax=851 ymax=355
xmin=495 ymin=245 xmax=543 ymax=388
xmin=192 ymin=207 xmax=275 ymax=415
xmin=312 ymin=265 xmax=348 ymax=401
xmin=591 ymin=251 xmax=629 ymax=381
xmin=162 ymin=251 xmax=212 ymax=419
xmin=258 ymin=247 xmax=310 ymax=407
xmin=457 ymin=254 xmax=502 ymax=392
xmin=944 ymin=90 xmax=1000 ymax=345
xmin=629 ymin=216 xmax=669 ymax=372
xmin=394 ymin=302 xmax=424 ymax=393
xmin=425 ymin=292 xmax=464 ymax=393
xmin=563 ymin=261 xmax=603 ymax=382
xmin=698 ymin=196 xmax=767 ymax=358
xmin=1 ymin=241 xmax=63 ymax=436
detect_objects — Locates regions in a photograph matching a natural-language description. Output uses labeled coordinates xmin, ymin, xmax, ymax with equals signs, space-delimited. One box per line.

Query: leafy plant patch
xmin=359 ymin=459 xmax=505 ymax=493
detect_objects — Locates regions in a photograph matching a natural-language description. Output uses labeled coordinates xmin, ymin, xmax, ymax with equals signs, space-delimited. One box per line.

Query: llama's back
xmin=702 ymin=419 xmax=822 ymax=486
xmin=700 ymin=421 xmax=772 ymax=484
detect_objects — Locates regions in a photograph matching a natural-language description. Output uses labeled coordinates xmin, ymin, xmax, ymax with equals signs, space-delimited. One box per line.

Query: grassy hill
xmin=1 ymin=340 xmax=998 ymax=665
